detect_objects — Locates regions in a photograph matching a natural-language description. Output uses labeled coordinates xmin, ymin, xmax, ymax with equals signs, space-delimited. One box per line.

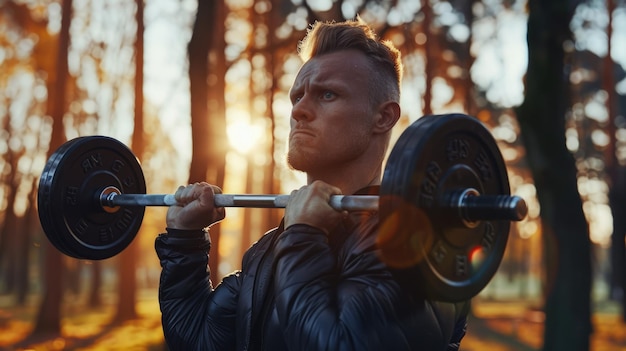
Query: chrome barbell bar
xmin=99 ymin=186 xmax=528 ymax=222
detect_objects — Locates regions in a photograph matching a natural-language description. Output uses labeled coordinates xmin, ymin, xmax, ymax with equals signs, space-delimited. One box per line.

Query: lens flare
xmin=469 ymin=245 xmax=486 ymax=271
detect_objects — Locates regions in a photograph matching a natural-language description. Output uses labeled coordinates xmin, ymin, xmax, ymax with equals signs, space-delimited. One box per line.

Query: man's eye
xmin=293 ymin=96 xmax=302 ymax=103
xmin=322 ymin=91 xmax=335 ymax=100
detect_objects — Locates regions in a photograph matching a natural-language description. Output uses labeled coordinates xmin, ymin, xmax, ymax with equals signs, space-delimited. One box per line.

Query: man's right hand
xmin=284 ymin=180 xmax=347 ymax=235
xmin=166 ymin=182 xmax=226 ymax=231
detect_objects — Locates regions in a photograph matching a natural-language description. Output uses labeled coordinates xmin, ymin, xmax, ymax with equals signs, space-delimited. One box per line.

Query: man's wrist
xmin=157 ymin=228 xmax=211 ymax=251
xmin=283 ymin=223 xmax=327 ymax=236
xmin=165 ymin=227 xmax=208 ymax=238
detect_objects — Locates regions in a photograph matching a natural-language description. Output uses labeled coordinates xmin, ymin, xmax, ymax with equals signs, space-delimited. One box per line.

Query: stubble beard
xmin=286 ymin=135 xmax=371 ymax=175
xmin=286 ymin=142 xmax=314 ymax=173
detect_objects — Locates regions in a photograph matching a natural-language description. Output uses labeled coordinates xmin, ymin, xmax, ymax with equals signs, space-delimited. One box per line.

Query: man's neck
xmin=306 ymin=165 xmax=381 ymax=196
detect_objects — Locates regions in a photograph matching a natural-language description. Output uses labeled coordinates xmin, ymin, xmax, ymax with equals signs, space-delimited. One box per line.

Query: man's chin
xmin=286 ymin=159 xmax=305 ymax=173
xmin=286 ymin=154 xmax=310 ymax=173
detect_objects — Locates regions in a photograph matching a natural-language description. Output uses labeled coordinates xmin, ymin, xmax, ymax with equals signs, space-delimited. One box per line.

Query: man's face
xmin=287 ymin=50 xmax=378 ymax=174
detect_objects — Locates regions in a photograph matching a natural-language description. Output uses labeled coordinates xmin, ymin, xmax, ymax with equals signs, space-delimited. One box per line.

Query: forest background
xmin=1 ymin=0 xmax=626 ymax=350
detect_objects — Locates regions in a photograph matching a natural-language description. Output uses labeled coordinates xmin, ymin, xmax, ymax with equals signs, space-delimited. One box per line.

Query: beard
xmin=286 ymin=141 xmax=316 ymax=173
xmin=286 ymin=134 xmax=371 ymax=174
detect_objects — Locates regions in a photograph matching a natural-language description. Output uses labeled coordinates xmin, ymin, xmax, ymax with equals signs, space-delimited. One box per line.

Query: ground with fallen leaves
xmin=2 ymin=291 xmax=626 ymax=350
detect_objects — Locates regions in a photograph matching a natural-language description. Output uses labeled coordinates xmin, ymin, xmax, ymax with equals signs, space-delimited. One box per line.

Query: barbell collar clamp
xmin=456 ymin=188 xmax=528 ymax=225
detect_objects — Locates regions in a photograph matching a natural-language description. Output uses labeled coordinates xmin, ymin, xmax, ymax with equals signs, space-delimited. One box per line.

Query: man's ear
xmin=374 ymin=101 xmax=401 ymax=134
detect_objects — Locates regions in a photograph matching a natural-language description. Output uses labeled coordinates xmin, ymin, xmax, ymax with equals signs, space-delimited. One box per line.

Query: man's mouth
xmin=290 ymin=129 xmax=315 ymax=139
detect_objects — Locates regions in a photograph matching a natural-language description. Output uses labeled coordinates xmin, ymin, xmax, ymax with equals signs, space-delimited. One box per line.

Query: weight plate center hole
xmin=99 ymin=186 xmax=121 ymax=213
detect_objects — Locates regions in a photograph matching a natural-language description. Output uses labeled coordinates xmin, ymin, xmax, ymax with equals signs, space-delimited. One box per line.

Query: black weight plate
xmin=37 ymin=146 xmax=77 ymax=258
xmin=38 ymin=136 xmax=146 ymax=260
xmin=379 ymin=114 xmax=510 ymax=302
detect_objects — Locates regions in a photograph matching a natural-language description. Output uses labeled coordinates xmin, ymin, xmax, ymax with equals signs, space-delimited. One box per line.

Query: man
xmin=156 ymin=19 xmax=469 ymax=350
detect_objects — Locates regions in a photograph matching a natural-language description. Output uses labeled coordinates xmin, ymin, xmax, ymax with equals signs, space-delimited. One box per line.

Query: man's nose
xmin=291 ymin=95 xmax=313 ymax=122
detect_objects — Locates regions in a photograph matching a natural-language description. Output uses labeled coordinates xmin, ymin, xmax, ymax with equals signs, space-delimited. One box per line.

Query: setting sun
xmin=226 ymin=111 xmax=264 ymax=155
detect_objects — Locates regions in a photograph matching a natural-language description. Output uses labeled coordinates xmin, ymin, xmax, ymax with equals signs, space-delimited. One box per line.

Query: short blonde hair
xmin=298 ymin=18 xmax=403 ymax=105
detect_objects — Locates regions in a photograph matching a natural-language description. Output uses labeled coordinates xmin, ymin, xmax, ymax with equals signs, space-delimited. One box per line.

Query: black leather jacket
xmin=156 ymin=197 xmax=469 ymax=350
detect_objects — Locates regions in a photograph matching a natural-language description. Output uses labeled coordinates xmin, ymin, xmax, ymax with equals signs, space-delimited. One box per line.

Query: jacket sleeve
xmin=155 ymin=229 xmax=240 ymax=351
xmin=446 ymin=313 xmax=467 ymax=351
xmin=445 ymin=300 xmax=469 ymax=351
xmin=273 ymin=223 xmax=468 ymax=351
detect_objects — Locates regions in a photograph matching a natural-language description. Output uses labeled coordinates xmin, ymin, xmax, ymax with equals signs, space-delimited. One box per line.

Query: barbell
xmin=37 ymin=113 xmax=527 ymax=302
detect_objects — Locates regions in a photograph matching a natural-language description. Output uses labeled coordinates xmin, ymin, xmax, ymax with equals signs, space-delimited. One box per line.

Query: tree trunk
xmin=88 ymin=261 xmax=103 ymax=306
xmin=33 ymin=0 xmax=73 ymax=336
xmin=262 ymin=0 xmax=284 ymax=230
xmin=16 ymin=178 xmax=39 ymax=305
xmin=422 ymin=0 xmax=434 ymax=116
xmin=602 ymin=0 xmax=626 ymax=320
xmin=611 ymin=167 xmax=626 ymax=317
xmin=188 ymin=0 xmax=225 ymax=283
xmin=461 ymin=0 xmax=477 ymax=116
xmin=515 ymin=0 xmax=591 ymax=350
xmin=0 ymin=147 xmax=21 ymax=295
xmin=115 ymin=0 xmax=145 ymax=322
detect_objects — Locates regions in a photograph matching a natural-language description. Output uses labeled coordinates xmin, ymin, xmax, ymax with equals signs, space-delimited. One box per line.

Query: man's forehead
xmin=293 ymin=50 xmax=370 ymax=84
